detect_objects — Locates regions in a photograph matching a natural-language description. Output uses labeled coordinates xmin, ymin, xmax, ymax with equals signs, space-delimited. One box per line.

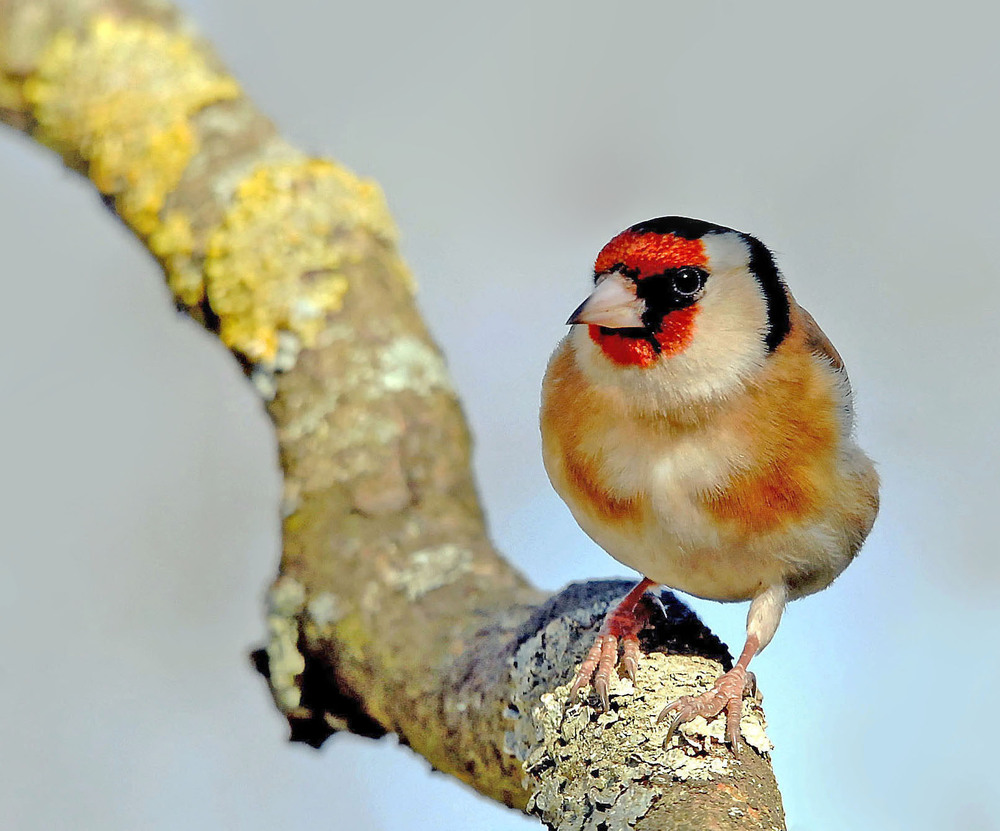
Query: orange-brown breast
xmin=541 ymin=343 xmax=646 ymax=526
xmin=562 ymin=452 xmax=638 ymax=522
xmin=701 ymin=308 xmax=843 ymax=536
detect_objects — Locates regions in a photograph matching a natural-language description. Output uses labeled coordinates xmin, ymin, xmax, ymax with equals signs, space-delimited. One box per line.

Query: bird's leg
xmin=570 ymin=578 xmax=656 ymax=710
xmin=659 ymin=584 xmax=787 ymax=751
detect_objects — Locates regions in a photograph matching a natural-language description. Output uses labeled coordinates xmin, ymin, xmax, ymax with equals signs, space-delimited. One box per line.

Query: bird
xmin=540 ymin=216 xmax=879 ymax=749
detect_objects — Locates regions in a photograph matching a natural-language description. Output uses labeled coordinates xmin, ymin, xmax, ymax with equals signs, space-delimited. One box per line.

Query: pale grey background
xmin=2 ymin=1 xmax=998 ymax=829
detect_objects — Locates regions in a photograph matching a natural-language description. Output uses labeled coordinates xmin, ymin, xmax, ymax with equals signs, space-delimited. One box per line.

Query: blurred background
xmin=2 ymin=1 xmax=998 ymax=828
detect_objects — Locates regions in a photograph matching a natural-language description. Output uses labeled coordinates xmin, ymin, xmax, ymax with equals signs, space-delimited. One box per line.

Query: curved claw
xmin=658 ymin=666 xmax=752 ymax=751
xmin=661 ymin=711 xmax=686 ymax=748
xmin=570 ymin=635 xmax=607 ymax=702
xmin=725 ymin=696 xmax=743 ymax=752
xmin=656 ymin=698 xmax=682 ymax=725
xmin=569 ymin=632 xmax=620 ymax=709
xmin=621 ymin=634 xmax=641 ymax=683
xmin=745 ymin=670 xmax=761 ymax=703
xmin=594 ymin=672 xmax=610 ymax=711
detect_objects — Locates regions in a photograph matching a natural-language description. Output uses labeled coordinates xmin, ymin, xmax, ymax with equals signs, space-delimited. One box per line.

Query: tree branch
xmin=0 ymin=1 xmax=785 ymax=827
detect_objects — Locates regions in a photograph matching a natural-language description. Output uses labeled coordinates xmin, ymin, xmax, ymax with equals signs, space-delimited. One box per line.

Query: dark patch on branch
xmin=511 ymin=579 xmax=734 ymax=673
xmin=250 ymin=635 xmax=388 ymax=748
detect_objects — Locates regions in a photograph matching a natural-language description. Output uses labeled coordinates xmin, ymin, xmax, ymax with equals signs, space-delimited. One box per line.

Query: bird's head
xmin=567 ymin=216 xmax=791 ymax=412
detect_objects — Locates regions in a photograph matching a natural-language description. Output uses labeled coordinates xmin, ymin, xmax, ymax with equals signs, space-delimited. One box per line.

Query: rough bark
xmin=0 ymin=2 xmax=786 ymax=828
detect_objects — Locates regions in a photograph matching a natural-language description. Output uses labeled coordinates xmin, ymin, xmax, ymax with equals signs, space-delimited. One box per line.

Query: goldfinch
xmin=540 ymin=217 xmax=879 ymax=748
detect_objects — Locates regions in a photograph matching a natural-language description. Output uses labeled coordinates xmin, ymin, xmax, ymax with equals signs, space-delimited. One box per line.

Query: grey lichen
xmin=301 ymin=590 xmax=345 ymax=645
xmin=251 ymin=365 xmax=278 ymax=400
xmin=276 ymin=332 xmax=453 ymax=487
xmin=306 ymin=591 xmax=344 ymax=628
xmin=273 ymin=331 xmax=302 ymax=372
xmin=280 ymin=478 xmax=302 ymax=518
xmin=377 ymin=335 xmax=451 ymax=395
xmin=505 ymin=593 xmax=772 ymax=830
xmin=249 ymin=333 xmax=302 ymax=400
xmin=264 ymin=576 xmax=307 ymax=713
xmin=386 ymin=543 xmax=474 ymax=601
xmin=282 ymin=330 xmax=451 ymax=436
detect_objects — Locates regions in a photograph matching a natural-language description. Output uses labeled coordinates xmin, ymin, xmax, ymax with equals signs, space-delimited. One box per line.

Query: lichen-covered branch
xmin=0 ymin=2 xmax=785 ymax=827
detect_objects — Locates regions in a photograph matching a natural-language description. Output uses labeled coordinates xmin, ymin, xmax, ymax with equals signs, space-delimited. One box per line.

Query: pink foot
xmin=658 ymin=665 xmax=757 ymax=750
xmin=570 ymin=579 xmax=654 ymax=710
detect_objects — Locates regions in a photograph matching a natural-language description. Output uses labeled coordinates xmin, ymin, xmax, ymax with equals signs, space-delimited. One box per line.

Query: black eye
xmin=634 ymin=266 xmax=708 ymax=328
xmin=672 ymin=267 xmax=705 ymax=296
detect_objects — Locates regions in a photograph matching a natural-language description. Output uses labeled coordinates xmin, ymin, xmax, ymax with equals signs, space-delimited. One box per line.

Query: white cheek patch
xmin=655 ymin=233 xmax=770 ymax=403
xmin=701 ymin=232 xmax=751 ymax=273
xmin=686 ymin=262 xmax=770 ymax=371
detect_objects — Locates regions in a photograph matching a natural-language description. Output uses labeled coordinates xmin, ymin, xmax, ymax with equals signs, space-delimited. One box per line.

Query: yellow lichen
xmin=203 ymin=158 xmax=397 ymax=363
xmin=148 ymin=210 xmax=205 ymax=306
xmin=22 ymin=15 xmax=240 ymax=237
xmin=17 ymin=14 xmax=405 ymax=365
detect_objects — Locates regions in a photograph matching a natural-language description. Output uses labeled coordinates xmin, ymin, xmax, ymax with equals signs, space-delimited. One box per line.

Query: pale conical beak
xmin=566 ymin=273 xmax=645 ymax=328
